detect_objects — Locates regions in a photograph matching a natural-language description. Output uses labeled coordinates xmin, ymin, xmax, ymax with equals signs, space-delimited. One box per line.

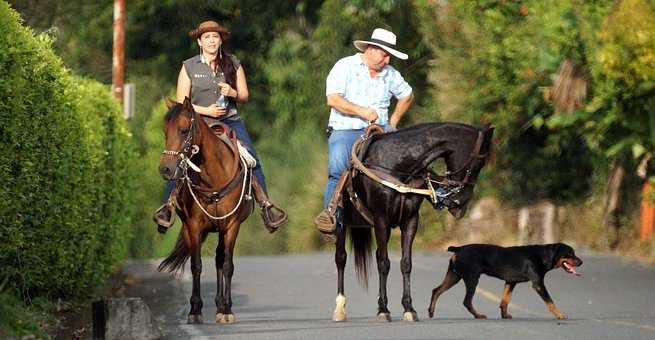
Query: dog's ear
xmin=542 ymin=243 xmax=563 ymax=270
xmin=548 ymin=243 xmax=575 ymax=268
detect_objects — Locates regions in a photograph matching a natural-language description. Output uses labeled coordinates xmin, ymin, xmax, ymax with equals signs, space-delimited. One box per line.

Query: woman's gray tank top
xmin=183 ymin=54 xmax=241 ymax=126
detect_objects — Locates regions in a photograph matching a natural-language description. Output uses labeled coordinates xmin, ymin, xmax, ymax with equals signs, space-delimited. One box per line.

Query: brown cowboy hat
xmin=188 ymin=20 xmax=230 ymax=40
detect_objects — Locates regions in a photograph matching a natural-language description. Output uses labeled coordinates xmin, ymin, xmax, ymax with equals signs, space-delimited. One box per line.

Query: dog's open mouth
xmin=562 ymin=261 xmax=581 ymax=277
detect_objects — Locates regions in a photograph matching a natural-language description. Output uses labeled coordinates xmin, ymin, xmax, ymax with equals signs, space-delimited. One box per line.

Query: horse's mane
xmin=164 ymin=102 xmax=191 ymax=123
xmin=390 ymin=122 xmax=479 ymax=135
xmin=375 ymin=122 xmax=482 ymax=145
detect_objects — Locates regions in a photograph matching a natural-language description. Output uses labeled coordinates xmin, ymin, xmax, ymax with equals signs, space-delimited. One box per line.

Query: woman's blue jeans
xmin=163 ymin=116 xmax=267 ymax=203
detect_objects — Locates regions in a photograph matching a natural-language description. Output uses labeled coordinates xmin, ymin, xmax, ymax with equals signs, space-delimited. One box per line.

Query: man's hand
xmin=361 ymin=107 xmax=379 ymax=123
xmin=389 ymin=93 xmax=414 ymax=129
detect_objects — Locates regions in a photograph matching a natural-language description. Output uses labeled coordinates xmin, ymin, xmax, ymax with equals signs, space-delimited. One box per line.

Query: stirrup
xmin=261 ymin=203 xmax=288 ymax=233
xmin=153 ymin=204 xmax=175 ymax=233
xmin=314 ymin=208 xmax=336 ymax=234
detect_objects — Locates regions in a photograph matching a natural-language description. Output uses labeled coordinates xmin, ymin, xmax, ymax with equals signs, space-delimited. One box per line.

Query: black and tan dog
xmin=428 ymin=243 xmax=582 ymax=320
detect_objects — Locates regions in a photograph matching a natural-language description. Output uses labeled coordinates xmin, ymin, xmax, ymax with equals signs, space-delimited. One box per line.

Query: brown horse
xmin=157 ymin=98 xmax=253 ymax=324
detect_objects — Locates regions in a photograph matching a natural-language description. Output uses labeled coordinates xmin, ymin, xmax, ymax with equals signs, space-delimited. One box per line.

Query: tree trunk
xmin=517 ymin=206 xmax=530 ymax=245
xmin=602 ymin=162 xmax=625 ymax=249
xmin=542 ymin=202 xmax=556 ymax=244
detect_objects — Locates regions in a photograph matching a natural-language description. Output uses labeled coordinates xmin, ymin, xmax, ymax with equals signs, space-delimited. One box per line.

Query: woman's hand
xmin=204 ymin=104 xmax=227 ymax=117
xmin=218 ymin=82 xmax=237 ymax=98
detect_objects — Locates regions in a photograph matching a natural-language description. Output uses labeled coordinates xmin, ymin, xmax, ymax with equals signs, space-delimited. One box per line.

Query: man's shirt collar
xmin=356 ymin=53 xmax=388 ymax=77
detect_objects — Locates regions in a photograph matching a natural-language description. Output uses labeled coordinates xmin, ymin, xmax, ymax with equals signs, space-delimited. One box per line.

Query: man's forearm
xmin=389 ymin=93 xmax=414 ymax=127
xmin=327 ymin=94 xmax=368 ymax=118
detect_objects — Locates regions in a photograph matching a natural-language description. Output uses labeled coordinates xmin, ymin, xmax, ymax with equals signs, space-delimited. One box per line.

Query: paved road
xmin=122 ymin=249 xmax=655 ymax=339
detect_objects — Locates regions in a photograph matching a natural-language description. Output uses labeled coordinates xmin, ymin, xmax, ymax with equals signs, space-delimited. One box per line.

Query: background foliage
xmin=3 ymin=0 xmax=655 ymax=335
xmin=0 ymin=2 xmax=137 ymax=336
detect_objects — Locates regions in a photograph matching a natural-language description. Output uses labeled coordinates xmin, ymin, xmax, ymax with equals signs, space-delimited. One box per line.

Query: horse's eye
xmin=179 ymin=128 xmax=189 ymax=135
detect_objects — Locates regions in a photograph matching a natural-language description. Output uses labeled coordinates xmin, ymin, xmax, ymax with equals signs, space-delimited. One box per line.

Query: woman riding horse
xmin=158 ymin=98 xmax=254 ymax=324
xmin=154 ymin=20 xmax=286 ymax=233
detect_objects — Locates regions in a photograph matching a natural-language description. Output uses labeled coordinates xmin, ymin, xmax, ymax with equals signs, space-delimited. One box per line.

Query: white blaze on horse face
xmin=333 ymin=294 xmax=347 ymax=322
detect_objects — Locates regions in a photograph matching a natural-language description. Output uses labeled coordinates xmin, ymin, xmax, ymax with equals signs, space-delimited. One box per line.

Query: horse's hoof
xmin=502 ymin=313 xmax=512 ymax=319
xmin=332 ymin=294 xmax=347 ymax=322
xmin=332 ymin=309 xmax=346 ymax=322
xmin=217 ymin=313 xmax=236 ymax=324
xmin=377 ymin=312 xmax=392 ymax=322
xmin=428 ymin=310 xmax=434 ymax=318
xmin=187 ymin=314 xmax=203 ymax=324
xmin=403 ymin=311 xmax=419 ymax=322
xmin=474 ymin=314 xmax=487 ymax=319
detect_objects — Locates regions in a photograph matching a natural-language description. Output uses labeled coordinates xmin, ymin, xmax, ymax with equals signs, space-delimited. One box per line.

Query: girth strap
xmin=345 ymin=171 xmax=375 ymax=225
xmin=191 ymin=166 xmax=245 ymax=203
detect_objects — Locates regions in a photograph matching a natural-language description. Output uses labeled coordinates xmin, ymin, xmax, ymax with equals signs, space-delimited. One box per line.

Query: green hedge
xmin=0 ymin=2 xmax=137 ymax=300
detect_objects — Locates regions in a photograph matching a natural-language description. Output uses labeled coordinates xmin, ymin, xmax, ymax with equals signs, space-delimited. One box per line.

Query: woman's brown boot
xmin=252 ymin=179 xmax=288 ymax=233
xmin=153 ymin=203 xmax=175 ymax=234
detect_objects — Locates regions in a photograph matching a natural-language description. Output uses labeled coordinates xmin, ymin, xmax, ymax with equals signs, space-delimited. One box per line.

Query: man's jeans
xmin=323 ymin=128 xmax=366 ymax=208
xmin=163 ymin=116 xmax=267 ymax=203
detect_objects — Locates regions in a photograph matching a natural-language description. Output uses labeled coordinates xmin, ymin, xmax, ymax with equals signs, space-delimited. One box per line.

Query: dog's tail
xmin=447 ymin=246 xmax=461 ymax=253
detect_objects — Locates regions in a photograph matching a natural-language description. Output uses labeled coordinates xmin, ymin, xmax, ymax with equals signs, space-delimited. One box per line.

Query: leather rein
xmin=349 ymin=125 xmax=487 ymax=207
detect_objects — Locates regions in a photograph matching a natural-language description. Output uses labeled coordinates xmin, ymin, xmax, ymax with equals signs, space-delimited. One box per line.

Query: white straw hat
xmin=354 ymin=28 xmax=408 ymax=60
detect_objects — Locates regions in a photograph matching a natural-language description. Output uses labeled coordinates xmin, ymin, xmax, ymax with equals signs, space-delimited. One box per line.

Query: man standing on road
xmin=314 ymin=28 xmax=414 ymax=238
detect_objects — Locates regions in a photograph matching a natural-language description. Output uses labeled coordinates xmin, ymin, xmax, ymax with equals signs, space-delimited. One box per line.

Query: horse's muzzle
xmin=448 ymin=206 xmax=467 ymax=219
xmin=159 ymin=160 xmax=182 ymax=180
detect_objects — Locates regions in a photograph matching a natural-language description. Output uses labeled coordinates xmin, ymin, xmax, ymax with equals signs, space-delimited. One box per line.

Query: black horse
xmin=332 ymin=122 xmax=494 ymax=322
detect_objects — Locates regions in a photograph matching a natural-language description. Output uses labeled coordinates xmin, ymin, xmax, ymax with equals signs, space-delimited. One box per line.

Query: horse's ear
xmin=164 ymin=97 xmax=177 ymax=109
xmin=485 ymin=125 xmax=495 ymax=138
xmin=182 ymin=96 xmax=193 ymax=112
xmin=482 ymin=126 xmax=495 ymax=153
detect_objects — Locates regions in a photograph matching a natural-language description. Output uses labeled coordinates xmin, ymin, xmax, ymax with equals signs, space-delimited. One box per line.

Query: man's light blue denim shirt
xmin=325 ymin=53 xmax=412 ymax=130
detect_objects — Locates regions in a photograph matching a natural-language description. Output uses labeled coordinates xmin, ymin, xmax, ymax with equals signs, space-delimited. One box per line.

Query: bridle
xmin=425 ymin=129 xmax=488 ymax=209
xmin=161 ymin=111 xmax=252 ymax=220
xmin=161 ymin=112 xmax=201 ymax=177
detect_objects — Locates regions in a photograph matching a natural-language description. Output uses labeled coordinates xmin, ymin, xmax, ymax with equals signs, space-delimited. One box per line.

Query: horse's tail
xmin=348 ymin=227 xmax=372 ymax=290
xmin=158 ymin=232 xmax=189 ymax=274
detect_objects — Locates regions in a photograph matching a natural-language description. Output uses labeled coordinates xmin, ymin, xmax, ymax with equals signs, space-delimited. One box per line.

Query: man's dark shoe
xmin=261 ymin=203 xmax=287 ymax=233
xmin=153 ymin=204 xmax=175 ymax=234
